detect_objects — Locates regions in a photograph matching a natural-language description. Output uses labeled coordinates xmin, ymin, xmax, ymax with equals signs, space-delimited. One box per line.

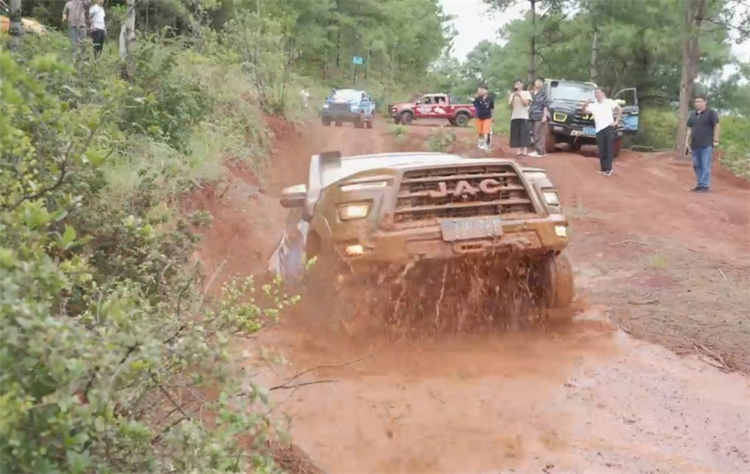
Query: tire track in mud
xmin=205 ymin=120 xmax=750 ymax=473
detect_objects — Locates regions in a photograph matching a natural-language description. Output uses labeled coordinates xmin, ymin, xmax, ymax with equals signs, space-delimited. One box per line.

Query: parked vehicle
xmin=320 ymin=89 xmax=376 ymax=129
xmin=389 ymin=93 xmax=477 ymax=127
xmin=543 ymin=79 xmax=639 ymax=157
xmin=0 ymin=0 xmax=46 ymax=35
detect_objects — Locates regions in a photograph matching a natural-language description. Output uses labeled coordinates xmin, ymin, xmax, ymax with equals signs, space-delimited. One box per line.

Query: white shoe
xmin=527 ymin=151 xmax=541 ymax=157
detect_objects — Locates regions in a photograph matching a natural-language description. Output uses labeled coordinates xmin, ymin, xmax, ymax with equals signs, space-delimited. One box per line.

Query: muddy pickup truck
xmin=269 ymin=150 xmax=575 ymax=323
xmin=389 ymin=93 xmax=476 ymax=127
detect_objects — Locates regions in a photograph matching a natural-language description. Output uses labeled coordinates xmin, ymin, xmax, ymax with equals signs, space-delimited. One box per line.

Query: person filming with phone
xmin=508 ymin=79 xmax=532 ymax=157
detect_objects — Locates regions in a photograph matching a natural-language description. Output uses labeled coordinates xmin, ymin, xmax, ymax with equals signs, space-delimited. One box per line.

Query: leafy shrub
xmin=427 ymin=128 xmax=458 ymax=152
xmin=0 ymin=42 xmax=297 ymax=474
xmin=119 ymin=38 xmax=213 ymax=153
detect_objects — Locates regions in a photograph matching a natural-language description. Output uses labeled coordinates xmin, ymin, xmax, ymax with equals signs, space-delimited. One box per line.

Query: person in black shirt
xmin=473 ymin=84 xmax=495 ymax=150
xmin=686 ymin=95 xmax=720 ymax=192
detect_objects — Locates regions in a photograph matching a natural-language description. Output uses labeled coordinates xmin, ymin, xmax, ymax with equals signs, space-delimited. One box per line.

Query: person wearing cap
xmin=508 ymin=79 xmax=532 ymax=157
xmin=473 ymin=83 xmax=495 ymax=150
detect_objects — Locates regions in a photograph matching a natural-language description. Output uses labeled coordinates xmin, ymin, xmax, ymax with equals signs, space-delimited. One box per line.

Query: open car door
xmin=613 ymin=87 xmax=639 ymax=135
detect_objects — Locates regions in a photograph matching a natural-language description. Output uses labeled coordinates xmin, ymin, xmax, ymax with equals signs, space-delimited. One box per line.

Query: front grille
xmin=570 ymin=111 xmax=594 ymax=128
xmin=329 ymin=103 xmax=351 ymax=114
xmin=393 ymin=164 xmax=537 ymax=225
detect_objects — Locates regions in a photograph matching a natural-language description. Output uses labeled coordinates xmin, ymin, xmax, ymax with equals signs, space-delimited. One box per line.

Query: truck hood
xmin=320 ymin=152 xmax=520 ymax=188
xmin=549 ymin=98 xmax=585 ymax=114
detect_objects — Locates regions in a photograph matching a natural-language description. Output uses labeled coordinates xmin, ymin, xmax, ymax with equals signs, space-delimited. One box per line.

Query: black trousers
xmin=91 ymin=29 xmax=105 ymax=57
xmin=595 ymin=125 xmax=615 ymax=172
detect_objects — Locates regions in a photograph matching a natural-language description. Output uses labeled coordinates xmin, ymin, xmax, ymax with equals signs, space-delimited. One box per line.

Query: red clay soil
xmin=193 ymin=118 xmax=750 ymax=473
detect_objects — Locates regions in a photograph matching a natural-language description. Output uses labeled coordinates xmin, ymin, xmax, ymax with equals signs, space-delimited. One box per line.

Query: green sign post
xmin=352 ymin=56 xmax=364 ymax=85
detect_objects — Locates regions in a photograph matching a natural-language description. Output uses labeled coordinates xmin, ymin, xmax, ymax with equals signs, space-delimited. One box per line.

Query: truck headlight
xmin=338 ymin=202 xmax=370 ymax=220
xmin=323 ymin=104 xmax=329 ymax=109
xmin=542 ymin=190 xmax=560 ymax=206
xmin=553 ymin=112 xmax=568 ymax=122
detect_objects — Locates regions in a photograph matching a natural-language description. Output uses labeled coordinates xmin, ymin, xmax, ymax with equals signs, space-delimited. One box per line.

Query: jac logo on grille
xmin=428 ymin=178 xmax=504 ymax=198
xmin=582 ymin=114 xmax=593 ymax=120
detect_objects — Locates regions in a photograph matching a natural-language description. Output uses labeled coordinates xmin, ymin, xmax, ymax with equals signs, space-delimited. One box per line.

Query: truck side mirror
xmin=280 ymin=184 xmax=307 ymax=209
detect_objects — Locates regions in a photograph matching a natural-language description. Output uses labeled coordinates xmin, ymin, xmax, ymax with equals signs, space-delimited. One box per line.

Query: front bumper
xmin=322 ymin=110 xmax=370 ymax=122
xmin=548 ymin=121 xmax=624 ymax=141
xmin=330 ymin=215 xmax=570 ymax=268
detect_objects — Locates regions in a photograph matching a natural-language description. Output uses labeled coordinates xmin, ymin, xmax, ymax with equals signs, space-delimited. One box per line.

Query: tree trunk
xmin=119 ymin=0 xmax=137 ymax=79
xmin=528 ymin=0 xmax=537 ymax=84
xmin=674 ymin=0 xmax=708 ymax=159
xmin=9 ymin=0 xmax=23 ymax=49
xmin=589 ymin=27 xmax=599 ymax=82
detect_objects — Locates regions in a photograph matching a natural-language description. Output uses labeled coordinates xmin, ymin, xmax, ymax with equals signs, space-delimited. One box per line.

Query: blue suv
xmin=321 ymin=88 xmax=376 ymax=129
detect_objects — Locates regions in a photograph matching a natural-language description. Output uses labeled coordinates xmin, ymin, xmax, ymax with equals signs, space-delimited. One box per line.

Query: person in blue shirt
xmin=473 ymin=83 xmax=495 ymax=150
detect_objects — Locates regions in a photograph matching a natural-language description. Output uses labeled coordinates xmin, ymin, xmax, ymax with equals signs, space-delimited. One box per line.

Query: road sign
xmin=352 ymin=56 xmax=364 ymax=65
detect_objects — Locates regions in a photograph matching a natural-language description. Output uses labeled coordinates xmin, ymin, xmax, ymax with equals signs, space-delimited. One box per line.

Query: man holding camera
xmin=508 ymin=79 xmax=532 ymax=157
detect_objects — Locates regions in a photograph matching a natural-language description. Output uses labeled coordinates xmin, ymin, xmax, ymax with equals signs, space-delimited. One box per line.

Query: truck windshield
xmin=549 ymin=82 xmax=596 ymax=102
xmin=330 ymin=90 xmax=362 ymax=102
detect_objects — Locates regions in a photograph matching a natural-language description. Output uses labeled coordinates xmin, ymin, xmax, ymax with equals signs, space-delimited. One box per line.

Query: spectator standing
xmin=300 ymin=88 xmax=310 ymax=109
xmin=508 ymin=79 xmax=532 ymax=157
xmin=685 ymin=95 xmax=720 ymax=192
xmin=473 ymin=84 xmax=495 ymax=150
xmin=528 ymin=77 xmax=551 ymax=157
xmin=89 ymin=0 xmax=106 ymax=59
xmin=63 ymin=0 xmax=90 ymax=59
xmin=582 ymin=88 xmax=622 ymax=176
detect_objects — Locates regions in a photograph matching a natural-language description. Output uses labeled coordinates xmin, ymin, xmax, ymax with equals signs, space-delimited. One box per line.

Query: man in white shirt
xmin=582 ymin=88 xmax=622 ymax=176
xmin=88 ymin=0 xmax=106 ymax=58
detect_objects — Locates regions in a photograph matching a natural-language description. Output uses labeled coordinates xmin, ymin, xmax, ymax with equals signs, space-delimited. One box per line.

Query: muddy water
xmin=253 ymin=306 xmax=750 ymax=473
xmin=229 ymin=121 xmax=750 ymax=472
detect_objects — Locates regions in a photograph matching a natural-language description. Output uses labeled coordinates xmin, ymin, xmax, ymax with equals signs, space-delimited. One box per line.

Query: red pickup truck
xmin=389 ymin=93 xmax=477 ymax=127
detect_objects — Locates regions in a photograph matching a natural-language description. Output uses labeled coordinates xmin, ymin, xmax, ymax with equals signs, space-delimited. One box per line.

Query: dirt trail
xmin=197 ymin=119 xmax=750 ymax=473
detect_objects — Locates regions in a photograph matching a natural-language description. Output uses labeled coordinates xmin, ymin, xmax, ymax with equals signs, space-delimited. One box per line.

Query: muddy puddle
xmin=250 ymin=304 xmax=750 ymax=473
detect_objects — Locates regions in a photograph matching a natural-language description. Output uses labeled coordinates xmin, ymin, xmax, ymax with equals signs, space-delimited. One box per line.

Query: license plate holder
xmin=440 ymin=216 xmax=504 ymax=242
xmin=583 ymin=126 xmax=596 ymax=136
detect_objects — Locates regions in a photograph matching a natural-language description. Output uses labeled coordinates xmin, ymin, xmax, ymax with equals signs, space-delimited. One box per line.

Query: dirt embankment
xmin=193 ymin=118 xmax=750 ymax=473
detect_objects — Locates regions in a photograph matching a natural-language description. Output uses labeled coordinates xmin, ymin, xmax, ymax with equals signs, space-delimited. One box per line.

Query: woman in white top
xmin=508 ymin=79 xmax=532 ymax=157
xmin=88 ymin=0 xmax=106 ymax=58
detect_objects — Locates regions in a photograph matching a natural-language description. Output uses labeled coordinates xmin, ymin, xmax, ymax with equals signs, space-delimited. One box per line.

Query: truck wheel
xmin=613 ymin=137 xmax=623 ymax=158
xmin=531 ymin=252 xmax=575 ymax=324
xmin=365 ymin=116 xmax=374 ymax=129
xmin=448 ymin=119 xmax=456 ymax=126
xmin=322 ymin=118 xmax=331 ymax=126
xmin=400 ymin=111 xmax=414 ymax=126
xmin=335 ymin=121 xmax=343 ymax=127
xmin=544 ymin=125 xmax=557 ymax=154
xmin=569 ymin=141 xmax=582 ymax=151
xmin=454 ymin=112 xmax=470 ymax=127
xmin=393 ymin=117 xmax=401 ymax=125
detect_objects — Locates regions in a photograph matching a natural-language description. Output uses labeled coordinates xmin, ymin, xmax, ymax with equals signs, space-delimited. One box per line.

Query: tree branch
xmin=268 ymin=354 xmax=373 ymax=391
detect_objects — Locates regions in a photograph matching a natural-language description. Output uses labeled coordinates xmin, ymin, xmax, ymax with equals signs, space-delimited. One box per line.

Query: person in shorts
xmin=473 ymin=84 xmax=495 ymax=150
xmin=508 ymin=79 xmax=532 ymax=157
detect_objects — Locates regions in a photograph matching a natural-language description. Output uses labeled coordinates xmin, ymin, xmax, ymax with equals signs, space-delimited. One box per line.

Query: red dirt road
xmin=197 ymin=120 xmax=750 ymax=473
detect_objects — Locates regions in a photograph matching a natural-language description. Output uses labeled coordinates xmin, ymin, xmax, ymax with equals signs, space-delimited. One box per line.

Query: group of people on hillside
xmin=62 ymin=0 xmax=106 ymax=59
xmin=475 ymin=78 xmax=720 ymax=190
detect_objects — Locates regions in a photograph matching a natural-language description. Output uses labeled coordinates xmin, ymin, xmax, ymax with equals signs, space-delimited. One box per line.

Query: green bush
xmin=0 ymin=37 xmax=299 ymax=474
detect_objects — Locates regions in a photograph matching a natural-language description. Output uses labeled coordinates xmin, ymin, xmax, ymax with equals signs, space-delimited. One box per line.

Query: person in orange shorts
xmin=473 ymin=83 xmax=495 ymax=150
